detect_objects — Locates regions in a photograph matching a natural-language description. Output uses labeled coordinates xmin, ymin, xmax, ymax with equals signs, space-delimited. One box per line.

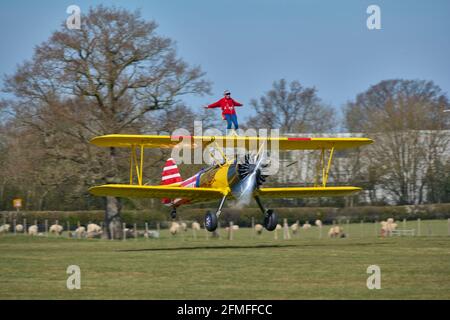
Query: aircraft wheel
xmin=170 ymin=208 xmax=177 ymax=219
xmin=263 ymin=209 xmax=277 ymax=231
xmin=205 ymin=211 xmax=218 ymax=232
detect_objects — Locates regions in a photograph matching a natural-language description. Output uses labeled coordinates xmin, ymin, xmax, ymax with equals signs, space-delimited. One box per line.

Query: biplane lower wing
xmin=256 ymin=186 xmax=361 ymax=198
xmin=89 ymin=184 xmax=227 ymax=202
xmin=90 ymin=184 xmax=361 ymax=201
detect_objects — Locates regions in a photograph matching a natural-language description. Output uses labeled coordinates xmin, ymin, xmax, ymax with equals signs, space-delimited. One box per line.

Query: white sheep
xmin=225 ymin=225 xmax=240 ymax=232
xmin=49 ymin=224 xmax=63 ymax=235
xmin=302 ymin=222 xmax=312 ymax=230
xmin=380 ymin=219 xmax=397 ymax=236
xmin=191 ymin=222 xmax=201 ymax=231
xmin=74 ymin=226 xmax=86 ymax=238
xmin=15 ymin=224 xmax=24 ymax=233
xmin=328 ymin=226 xmax=344 ymax=238
xmin=170 ymin=222 xmax=180 ymax=235
xmin=87 ymin=223 xmax=102 ymax=233
xmin=0 ymin=224 xmax=10 ymax=234
xmin=290 ymin=223 xmax=299 ymax=234
xmin=180 ymin=222 xmax=187 ymax=232
xmin=315 ymin=220 xmax=322 ymax=227
xmin=28 ymin=225 xmax=38 ymax=236
xmin=254 ymin=224 xmax=263 ymax=235
xmin=275 ymin=224 xmax=282 ymax=230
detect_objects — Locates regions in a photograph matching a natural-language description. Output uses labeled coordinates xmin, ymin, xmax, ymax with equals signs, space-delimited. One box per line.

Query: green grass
xmin=0 ymin=220 xmax=449 ymax=299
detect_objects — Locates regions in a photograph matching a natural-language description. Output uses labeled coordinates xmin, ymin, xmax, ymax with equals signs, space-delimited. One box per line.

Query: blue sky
xmin=1 ymin=0 xmax=449 ymax=123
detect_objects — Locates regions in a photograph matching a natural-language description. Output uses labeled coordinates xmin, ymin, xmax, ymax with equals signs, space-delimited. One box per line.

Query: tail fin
xmin=161 ymin=158 xmax=182 ymax=204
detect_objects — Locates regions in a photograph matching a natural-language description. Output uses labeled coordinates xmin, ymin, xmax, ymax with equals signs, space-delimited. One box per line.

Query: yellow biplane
xmin=89 ymin=134 xmax=373 ymax=232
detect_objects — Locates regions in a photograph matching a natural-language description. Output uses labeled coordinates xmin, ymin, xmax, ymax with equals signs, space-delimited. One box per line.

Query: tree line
xmin=0 ymin=6 xmax=449 ymax=236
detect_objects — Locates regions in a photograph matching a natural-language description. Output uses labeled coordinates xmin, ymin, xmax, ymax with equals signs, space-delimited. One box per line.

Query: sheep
xmin=87 ymin=223 xmax=102 ymax=233
xmin=144 ymin=230 xmax=160 ymax=239
xmin=254 ymin=224 xmax=263 ymax=235
xmin=28 ymin=225 xmax=38 ymax=236
xmin=169 ymin=222 xmax=180 ymax=235
xmin=180 ymin=222 xmax=187 ymax=232
xmin=290 ymin=223 xmax=300 ymax=234
xmin=49 ymin=224 xmax=64 ymax=235
xmin=302 ymin=222 xmax=312 ymax=230
xmin=15 ymin=224 xmax=24 ymax=233
xmin=380 ymin=219 xmax=398 ymax=237
xmin=225 ymin=225 xmax=240 ymax=232
xmin=328 ymin=226 xmax=344 ymax=238
xmin=0 ymin=224 xmax=10 ymax=234
xmin=74 ymin=226 xmax=86 ymax=238
xmin=191 ymin=222 xmax=201 ymax=231
xmin=275 ymin=224 xmax=282 ymax=230
xmin=315 ymin=220 xmax=322 ymax=227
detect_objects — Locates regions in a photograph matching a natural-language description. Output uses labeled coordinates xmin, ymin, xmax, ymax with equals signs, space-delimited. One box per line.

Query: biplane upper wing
xmin=89 ymin=184 xmax=227 ymax=201
xmin=90 ymin=134 xmax=373 ymax=150
xmin=256 ymin=186 xmax=362 ymax=198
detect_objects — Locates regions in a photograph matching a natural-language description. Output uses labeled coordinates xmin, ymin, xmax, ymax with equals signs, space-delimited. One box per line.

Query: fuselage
xmin=171 ymin=161 xmax=241 ymax=207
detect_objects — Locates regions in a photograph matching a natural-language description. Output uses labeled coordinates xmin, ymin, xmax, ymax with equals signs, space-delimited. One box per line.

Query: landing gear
xmin=204 ymin=194 xmax=227 ymax=232
xmin=263 ymin=209 xmax=277 ymax=231
xmin=254 ymin=195 xmax=278 ymax=231
xmin=170 ymin=208 xmax=177 ymax=219
xmin=204 ymin=211 xmax=218 ymax=232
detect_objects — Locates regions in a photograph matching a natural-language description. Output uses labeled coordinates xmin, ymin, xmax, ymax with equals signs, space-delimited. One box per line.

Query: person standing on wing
xmin=204 ymin=90 xmax=243 ymax=135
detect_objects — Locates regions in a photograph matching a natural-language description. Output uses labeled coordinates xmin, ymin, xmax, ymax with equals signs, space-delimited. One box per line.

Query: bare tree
xmin=2 ymin=6 xmax=210 ymax=237
xmin=246 ymin=79 xmax=335 ymax=133
xmin=344 ymin=79 xmax=450 ymax=205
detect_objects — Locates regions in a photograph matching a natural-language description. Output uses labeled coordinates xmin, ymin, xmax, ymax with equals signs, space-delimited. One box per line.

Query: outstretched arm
xmin=232 ymin=99 xmax=243 ymax=107
xmin=206 ymin=99 xmax=222 ymax=108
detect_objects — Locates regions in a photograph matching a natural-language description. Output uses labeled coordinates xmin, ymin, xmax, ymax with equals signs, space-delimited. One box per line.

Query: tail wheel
xmin=263 ymin=209 xmax=277 ymax=231
xmin=205 ymin=211 xmax=218 ymax=232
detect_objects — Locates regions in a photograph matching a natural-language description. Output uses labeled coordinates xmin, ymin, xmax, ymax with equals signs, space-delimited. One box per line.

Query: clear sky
xmin=1 ymin=0 xmax=449 ymax=123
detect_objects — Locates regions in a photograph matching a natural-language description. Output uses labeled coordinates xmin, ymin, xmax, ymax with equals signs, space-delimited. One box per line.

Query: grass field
xmin=1 ymin=220 xmax=449 ymax=299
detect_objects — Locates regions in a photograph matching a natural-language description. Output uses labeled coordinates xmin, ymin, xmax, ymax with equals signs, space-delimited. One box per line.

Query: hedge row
xmin=1 ymin=203 xmax=449 ymax=228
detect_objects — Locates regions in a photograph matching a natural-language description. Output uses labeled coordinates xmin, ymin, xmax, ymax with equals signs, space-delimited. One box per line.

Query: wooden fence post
xmin=346 ymin=219 xmax=350 ymax=238
xmin=283 ymin=218 xmax=290 ymax=240
xmin=205 ymin=223 xmax=209 ymax=240
xmin=134 ymin=223 xmax=137 ymax=241
xmin=360 ymin=220 xmax=364 ymax=238
xmin=417 ymin=218 xmax=421 ymax=236
xmin=403 ymin=218 xmax=406 ymax=230
xmin=228 ymin=221 xmax=234 ymax=240
xmin=145 ymin=222 xmax=149 ymax=240
xmin=24 ymin=218 xmax=27 ymax=235
xmin=123 ymin=223 xmax=126 ymax=241
xmin=45 ymin=219 xmax=48 ymax=237
xmin=374 ymin=220 xmax=378 ymax=236
xmin=251 ymin=217 xmax=255 ymax=239
xmin=13 ymin=219 xmax=16 ymax=235
xmin=67 ymin=221 xmax=70 ymax=238
xmin=192 ymin=223 xmax=197 ymax=240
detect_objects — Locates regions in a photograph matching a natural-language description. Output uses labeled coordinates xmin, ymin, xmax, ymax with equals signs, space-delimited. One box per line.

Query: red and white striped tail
xmin=161 ymin=158 xmax=182 ymax=204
